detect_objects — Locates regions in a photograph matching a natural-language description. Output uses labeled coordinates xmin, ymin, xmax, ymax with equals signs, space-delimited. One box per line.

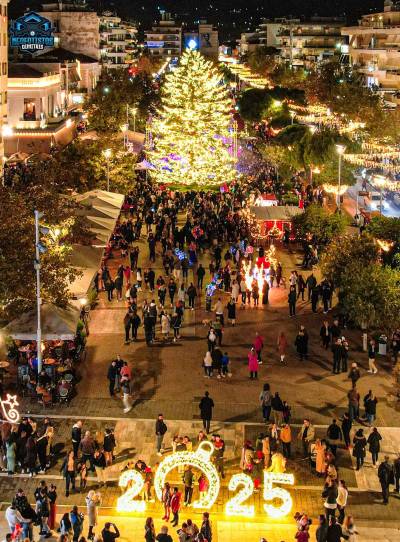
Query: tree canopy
xmin=292 ymin=204 xmax=348 ymax=245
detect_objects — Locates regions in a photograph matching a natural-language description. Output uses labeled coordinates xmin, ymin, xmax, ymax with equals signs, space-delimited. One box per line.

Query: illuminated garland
xmin=225 ymin=473 xmax=255 ymax=517
xmin=263 ymin=472 xmax=294 ymax=519
xmin=117 ymin=470 xmax=146 ymax=512
xmin=153 ymin=441 xmax=220 ymax=509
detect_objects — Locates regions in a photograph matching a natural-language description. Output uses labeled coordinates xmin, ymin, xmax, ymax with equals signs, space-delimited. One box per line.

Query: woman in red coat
xmin=248 ymin=348 xmax=259 ymax=380
xmin=170 ymin=487 xmax=181 ymax=527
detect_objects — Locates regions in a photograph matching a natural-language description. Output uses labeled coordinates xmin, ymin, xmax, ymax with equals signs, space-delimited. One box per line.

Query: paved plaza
xmin=2 ymin=222 xmax=399 ymax=541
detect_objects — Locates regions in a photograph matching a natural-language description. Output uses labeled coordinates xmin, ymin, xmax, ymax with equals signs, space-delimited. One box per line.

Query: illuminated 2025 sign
xmin=10 ymin=12 xmax=55 ymax=52
xmin=118 ymin=442 xmax=294 ymax=518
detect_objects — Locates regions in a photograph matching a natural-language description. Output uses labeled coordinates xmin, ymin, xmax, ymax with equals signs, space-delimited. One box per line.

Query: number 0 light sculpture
xmin=154 ymin=441 xmax=220 ymax=509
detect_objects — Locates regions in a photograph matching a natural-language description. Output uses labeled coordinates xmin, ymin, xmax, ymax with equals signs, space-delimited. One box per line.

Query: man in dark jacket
xmin=378 ymin=456 xmax=393 ymax=504
xmin=71 ymin=421 xmax=82 ymax=458
xmin=199 ymin=391 xmax=214 ymax=433
xmin=326 ymin=517 xmax=345 ymax=542
xmin=316 ymin=514 xmax=328 ymax=542
xmin=394 ymin=454 xmax=400 ymax=493
xmin=107 ymin=361 xmax=118 ymax=397
xmin=155 ymin=414 xmax=168 ymax=456
xmin=183 ymin=466 xmax=194 ymax=505
xmin=305 ymin=273 xmax=317 ymax=301
xmin=326 ymin=419 xmax=342 ymax=457
xmin=331 ymin=339 xmax=342 ymax=374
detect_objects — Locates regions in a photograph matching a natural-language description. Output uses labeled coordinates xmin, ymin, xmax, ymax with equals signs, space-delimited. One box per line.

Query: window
xmin=4 ymin=91 xmax=7 ymax=104
xmin=2 ymin=62 xmax=6 ymax=76
xmin=48 ymin=95 xmax=54 ymax=116
xmin=23 ymin=99 xmax=36 ymax=121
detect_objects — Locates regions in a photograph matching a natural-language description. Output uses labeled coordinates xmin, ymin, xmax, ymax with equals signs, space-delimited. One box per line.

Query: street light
xmin=131 ymin=106 xmax=138 ymax=133
xmin=103 ymin=148 xmax=112 ymax=191
xmin=336 ymin=144 xmax=346 ymax=211
xmin=374 ymin=174 xmax=386 ymax=215
xmin=290 ymin=111 xmax=295 ymax=125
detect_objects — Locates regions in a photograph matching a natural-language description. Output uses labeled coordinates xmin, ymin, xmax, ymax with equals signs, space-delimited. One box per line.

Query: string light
xmin=153 ymin=441 xmax=220 ymax=509
xmin=225 ymin=473 xmax=255 ymax=517
xmin=323 ymin=183 xmax=349 ymax=196
xmin=117 ymin=470 xmax=146 ymax=513
xmin=263 ymin=472 xmax=294 ymax=519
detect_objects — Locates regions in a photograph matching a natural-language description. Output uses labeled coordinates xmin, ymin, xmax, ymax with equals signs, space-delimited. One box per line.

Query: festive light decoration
xmin=225 ymin=473 xmax=255 ymax=517
xmin=154 ymin=441 xmax=220 ymax=509
xmin=323 ymin=183 xmax=349 ymax=196
xmin=0 ymin=394 xmax=20 ymax=423
xmin=263 ymin=472 xmax=294 ymax=519
xmin=117 ymin=470 xmax=146 ymax=513
xmin=377 ymin=239 xmax=394 ymax=252
xmin=149 ymin=49 xmax=236 ymax=187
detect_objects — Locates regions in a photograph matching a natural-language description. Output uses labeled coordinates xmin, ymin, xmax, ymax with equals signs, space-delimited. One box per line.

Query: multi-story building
xmin=39 ymin=2 xmax=100 ymax=60
xmin=238 ymin=17 xmax=345 ymax=67
xmin=342 ymin=0 xmax=400 ymax=92
xmin=277 ymin=17 xmax=346 ymax=68
xmin=184 ymin=21 xmax=218 ymax=59
xmin=99 ymin=13 xmax=138 ymax=69
xmin=0 ymin=0 xmax=8 ymax=167
xmin=145 ymin=12 xmax=182 ymax=59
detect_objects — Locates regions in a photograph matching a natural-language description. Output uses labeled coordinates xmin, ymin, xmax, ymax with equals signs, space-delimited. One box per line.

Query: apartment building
xmin=342 ymin=0 xmax=400 ymax=91
xmin=100 ymin=13 xmax=137 ymax=69
xmin=145 ymin=12 xmax=182 ymax=59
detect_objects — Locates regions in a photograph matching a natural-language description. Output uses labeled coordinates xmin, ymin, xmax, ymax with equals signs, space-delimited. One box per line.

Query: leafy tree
xmin=292 ymin=204 xmax=348 ymax=245
xmin=320 ymin=233 xmax=379 ymax=287
xmin=271 ymin=64 xmax=307 ymax=89
xmin=339 ymin=262 xmax=400 ymax=333
xmin=85 ymin=69 xmax=158 ymax=134
xmin=0 ymin=182 xmax=80 ymax=319
xmin=247 ymin=46 xmax=279 ymax=76
xmin=366 ymin=215 xmax=400 ymax=268
xmin=237 ymin=88 xmax=273 ymax=122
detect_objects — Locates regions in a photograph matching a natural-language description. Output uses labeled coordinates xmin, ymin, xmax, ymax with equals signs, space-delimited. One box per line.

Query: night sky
xmin=9 ymin=0 xmax=383 ymax=40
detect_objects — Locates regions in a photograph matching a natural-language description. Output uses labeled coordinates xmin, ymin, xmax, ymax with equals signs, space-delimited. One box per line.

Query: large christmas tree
xmin=149 ymin=49 xmax=236 ymax=187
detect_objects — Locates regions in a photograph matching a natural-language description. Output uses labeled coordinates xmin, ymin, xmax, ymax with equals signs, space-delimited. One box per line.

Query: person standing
xmin=347 ymin=387 xmax=360 ymax=422
xmin=378 ymin=456 xmax=393 ymax=504
xmin=144 ymin=518 xmax=156 ymax=542
xmin=305 ymin=273 xmax=317 ymax=301
xmin=331 ymin=339 xmax=342 ymax=375
xmin=196 ymin=264 xmax=206 ymax=289
xmin=155 ymin=414 xmax=168 ymax=456
xmin=364 ymin=390 xmax=378 ymax=426
xmin=170 ymin=487 xmax=181 ymax=527
xmin=277 ymin=331 xmax=287 ymax=363
xmin=183 ymin=466 xmax=194 ymax=506
xmin=352 ymin=428 xmax=367 ymax=470
xmin=326 ymin=419 xmax=342 ymax=457
xmin=86 ymin=490 xmax=101 ymax=540
xmin=107 ymin=361 xmax=118 ymax=397
xmin=297 ymin=419 xmax=315 ymax=458
xmin=227 ymin=298 xmax=236 ymax=325
xmin=253 ymin=332 xmax=264 ymax=363
xmin=103 ymin=429 xmax=116 ymax=467
xmin=280 ymin=423 xmax=292 ymax=459
xmin=368 ymin=339 xmax=378 ymax=374
xmin=47 ymin=484 xmax=57 ymax=531
xmin=199 ymin=392 xmax=214 ymax=434
xmin=322 ymin=479 xmax=338 ymax=521
xmin=200 ymin=512 xmax=212 ymax=542
xmin=341 ymin=412 xmax=352 ymax=449
xmin=102 ymin=522 xmax=120 ymax=542
xmin=259 ymin=383 xmax=272 ymax=422
xmin=394 ymin=454 xmax=400 ymax=494
xmin=271 ymin=392 xmax=284 ymax=426
xmin=288 ymin=286 xmax=296 ymax=317
xmin=60 ymin=450 xmax=76 ymax=497
xmin=336 ymin=480 xmax=348 ymax=524
xmin=295 ymin=326 xmax=309 ymax=361
xmin=71 ymin=421 xmax=82 ymax=458
xmin=187 ymin=283 xmax=197 ymax=310
xmin=248 ymin=347 xmax=259 ymax=379
xmin=367 ymin=427 xmax=382 ymax=467
xmin=320 ymin=320 xmax=331 ymax=349
xmin=348 ymin=363 xmax=360 ymax=389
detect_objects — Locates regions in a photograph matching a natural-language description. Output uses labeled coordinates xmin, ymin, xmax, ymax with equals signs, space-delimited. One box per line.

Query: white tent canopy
xmin=250 ymin=205 xmax=303 ymax=221
xmin=4 ymin=303 xmax=81 ymax=341
xmin=68 ymin=244 xmax=104 ymax=298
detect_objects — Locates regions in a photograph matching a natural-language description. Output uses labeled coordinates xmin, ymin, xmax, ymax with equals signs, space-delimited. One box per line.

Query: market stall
xmin=250 ymin=205 xmax=304 ymax=241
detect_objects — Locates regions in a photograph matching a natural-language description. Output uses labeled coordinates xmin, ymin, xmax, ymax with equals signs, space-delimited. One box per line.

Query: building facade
xmin=39 ymin=2 xmax=100 ymax=60
xmin=342 ymin=0 xmax=400 ymax=92
xmin=99 ymin=13 xmax=137 ymax=69
xmin=145 ymin=12 xmax=182 ymax=59
xmin=0 ymin=0 xmax=8 ymax=166
xmin=277 ymin=17 xmax=345 ymax=67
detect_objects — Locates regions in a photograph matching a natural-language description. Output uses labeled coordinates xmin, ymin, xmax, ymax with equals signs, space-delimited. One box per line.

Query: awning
xmin=68 ymin=244 xmax=104 ymax=298
xmin=75 ymin=189 xmax=124 ymax=210
xmin=250 ymin=205 xmax=304 ymax=221
xmin=4 ymin=303 xmax=81 ymax=341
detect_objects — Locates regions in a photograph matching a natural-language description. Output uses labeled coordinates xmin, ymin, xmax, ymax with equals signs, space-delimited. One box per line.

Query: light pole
xmin=131 ymin=106 xmax=138 ymax=133
xmin=336 ymin=144 xmax=346 ymax=211
xmin=34 ymin=210 xmax=43 ymax=374
xmin=290 ymin=111 xmax=295 ymax=125
xmin=103 ymin=148 xmax=112 ymax=191
xmin=374 ymin=174 xmax=386 ymax=215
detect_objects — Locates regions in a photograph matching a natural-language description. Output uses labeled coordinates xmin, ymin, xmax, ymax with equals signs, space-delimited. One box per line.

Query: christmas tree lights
xmin=149 ymin=49 xmax=236 ymax=188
